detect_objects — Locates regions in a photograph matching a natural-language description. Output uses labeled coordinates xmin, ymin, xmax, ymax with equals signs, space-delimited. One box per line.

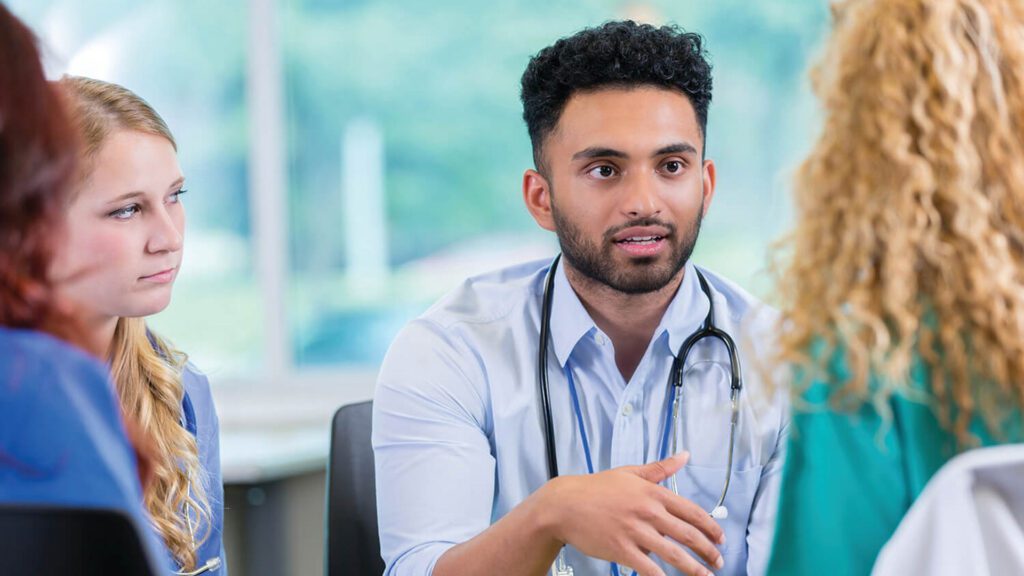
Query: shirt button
xmin=596 ymin=333 xmax=607 ymax=346
xmin=622 ymin=403 xmax=633 ymax=416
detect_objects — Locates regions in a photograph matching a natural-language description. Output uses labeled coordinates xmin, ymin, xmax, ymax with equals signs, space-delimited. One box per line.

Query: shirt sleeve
xmin=205 ymin=396 xmax=227 ymax=575
xmin=183 ymin=366 xmax=228 ymax=575
xmin=372 ymin=318 xmax=495 ymax=576
xmin=766 ymin=385 xmax=910 ymax=576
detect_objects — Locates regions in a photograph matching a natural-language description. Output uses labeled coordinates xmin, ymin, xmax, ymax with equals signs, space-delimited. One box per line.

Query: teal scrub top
xmin=767 ymin=355 xmax=1023 ymax=575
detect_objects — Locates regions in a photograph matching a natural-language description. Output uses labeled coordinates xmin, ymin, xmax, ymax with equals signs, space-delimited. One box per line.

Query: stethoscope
xmin=175 ymin=555 xmax=221 ymax=576
xmin=537 ymin=254 xmax=743 ymax=576
xmin=171 ymin=393 xmax=222 ymax=576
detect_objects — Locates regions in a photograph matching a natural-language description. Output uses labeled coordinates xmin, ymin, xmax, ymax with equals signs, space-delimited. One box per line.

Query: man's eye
xmin=664 ymin=161 xmax=683 ymax=173
xmin=589 ymin=165 xmax=616 ymax=179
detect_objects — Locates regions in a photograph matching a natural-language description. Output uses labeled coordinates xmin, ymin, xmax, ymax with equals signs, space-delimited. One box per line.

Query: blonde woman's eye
xmin=169 ymin=188 xmax=188 ymax=203
xmin=109 ymin=205 xmax=140 ymax=220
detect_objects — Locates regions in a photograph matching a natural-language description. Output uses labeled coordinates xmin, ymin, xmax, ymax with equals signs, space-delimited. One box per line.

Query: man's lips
xmin=611 ymin=226 xmax=671 ymax=244
xmin=610 ymin=226 xmax=670 ymax=257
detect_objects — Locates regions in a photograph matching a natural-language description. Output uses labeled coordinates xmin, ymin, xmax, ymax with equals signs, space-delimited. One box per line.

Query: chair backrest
xmin=326 ymin=400 xmax=385 ymax=576
xmin=0 ymin=504 xmax=159 ymax=576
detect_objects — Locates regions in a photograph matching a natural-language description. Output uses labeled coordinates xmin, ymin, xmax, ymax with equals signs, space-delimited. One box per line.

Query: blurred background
xmin=10 ymin=1 xmax=830 ymax=574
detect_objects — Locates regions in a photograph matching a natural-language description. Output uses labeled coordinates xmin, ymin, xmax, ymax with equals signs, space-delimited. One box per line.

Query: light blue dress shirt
xmin=373 ymin=258 xmax=788 ymax=576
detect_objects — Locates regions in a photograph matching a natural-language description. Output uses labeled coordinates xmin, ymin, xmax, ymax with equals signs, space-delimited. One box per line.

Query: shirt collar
xmin=660 ymin=260 xmax=712 ymax=357
xmin=181 ymin=389 xmax=198 ymax=438
xmin=549 ymin=259 xmax=596 ymax=368
xmin=547 ymin=259 xmax=712 ymax=367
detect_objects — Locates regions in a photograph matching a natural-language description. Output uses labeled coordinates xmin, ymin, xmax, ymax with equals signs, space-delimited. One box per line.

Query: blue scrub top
xmin=179 ymin=363 xmax=227 ymax=575
xmin=0 ymin=326 xmax=169 ymax=571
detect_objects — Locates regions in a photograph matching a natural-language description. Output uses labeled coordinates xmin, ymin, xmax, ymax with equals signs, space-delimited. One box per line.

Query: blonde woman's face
xmin=51 ymin=129 xmax=186 ymax=321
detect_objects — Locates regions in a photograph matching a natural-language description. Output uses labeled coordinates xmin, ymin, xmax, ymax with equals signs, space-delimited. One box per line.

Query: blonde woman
xmin=51 ymin=76 xmax=225 ymax=575
xmin=767 ymin=0 xmax=1024 ymax=574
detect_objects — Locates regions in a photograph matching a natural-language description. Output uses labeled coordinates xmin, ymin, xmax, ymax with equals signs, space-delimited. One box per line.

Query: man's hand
xmin=538 ymin=452 xmax=726 ymax=576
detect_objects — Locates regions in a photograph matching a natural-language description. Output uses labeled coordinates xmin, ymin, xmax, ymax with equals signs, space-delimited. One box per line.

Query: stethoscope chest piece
xmin=553 ymin=549 xmax=574 ymax=576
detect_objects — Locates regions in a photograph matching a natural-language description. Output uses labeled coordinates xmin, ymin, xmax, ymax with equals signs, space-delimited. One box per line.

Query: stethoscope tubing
xmin=537 ymin=253 xmax=743 ymax=497
xmin=538 ymin=254 xmax=562 ymax=479
xmin=538 ymin=254 xmax=743 ymax=576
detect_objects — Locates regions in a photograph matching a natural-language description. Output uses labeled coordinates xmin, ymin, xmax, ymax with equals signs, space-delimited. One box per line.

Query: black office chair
xmin=0 ymin=504 xmax=159 ymax=576
xmin=326 ymin=400 xmax=385 ymax=576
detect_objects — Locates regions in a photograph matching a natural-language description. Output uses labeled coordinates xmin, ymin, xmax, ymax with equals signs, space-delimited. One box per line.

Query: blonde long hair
xmin=774 ymin=0 xmax=1024 ymax=444
xmin=59 ymin=76 xmax=211 ymax=570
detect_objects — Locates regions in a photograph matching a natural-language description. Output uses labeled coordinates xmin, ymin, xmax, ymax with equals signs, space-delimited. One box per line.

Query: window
xmin=281 ymin=0 xmax=829 ymax=367
xmin=14 ymin=0 xmax=260 ymax=376
xmin=15 ymin=0 xmax=829 ymax=380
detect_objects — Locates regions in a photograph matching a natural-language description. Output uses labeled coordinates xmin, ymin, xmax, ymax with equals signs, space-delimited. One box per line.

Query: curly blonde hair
xmin=774 ymin=0 xmax=1024 ymax=444
xmin=59 ymin=76 xmax=212 ymax=570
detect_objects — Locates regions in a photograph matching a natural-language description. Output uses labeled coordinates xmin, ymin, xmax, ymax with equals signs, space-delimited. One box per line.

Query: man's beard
xmin=551 ymin=202 xmax=703 ymax=295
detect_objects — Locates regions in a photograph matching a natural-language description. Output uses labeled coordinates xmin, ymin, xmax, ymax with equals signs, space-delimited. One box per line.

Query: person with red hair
xmin=0 ymin=3 xmax=168 ymax=569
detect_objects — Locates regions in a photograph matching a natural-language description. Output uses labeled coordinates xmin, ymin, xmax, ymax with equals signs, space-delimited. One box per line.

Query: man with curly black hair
xmin=374 ymin=21 xmax=787 ymax=576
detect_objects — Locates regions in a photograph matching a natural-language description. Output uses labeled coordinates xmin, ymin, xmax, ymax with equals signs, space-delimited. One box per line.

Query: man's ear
xmin=701 ymin=158 xmax=717 ymax=218
xmin=523 ymin=169 xmax=556 ymax=231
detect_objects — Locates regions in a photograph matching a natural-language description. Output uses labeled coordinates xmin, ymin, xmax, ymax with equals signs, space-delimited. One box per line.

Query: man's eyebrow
xmin=571 ymin=147 xmax=628 ymax=161
xmin=653 ymin=143 xmax=698 ymax=156
xmin=570 ymin=144 xmax=699 ymax=161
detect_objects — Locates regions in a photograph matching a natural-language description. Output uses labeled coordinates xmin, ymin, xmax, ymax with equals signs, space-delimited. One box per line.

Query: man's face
xmin=527 ymin=87 xmax=715 ymax=294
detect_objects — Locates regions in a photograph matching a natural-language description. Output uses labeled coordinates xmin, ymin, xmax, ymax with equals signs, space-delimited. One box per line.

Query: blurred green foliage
xmin=281 ymin=0 xmax=830 ymax=278
xmin=11 ymin=0 xmax=831 ymax=371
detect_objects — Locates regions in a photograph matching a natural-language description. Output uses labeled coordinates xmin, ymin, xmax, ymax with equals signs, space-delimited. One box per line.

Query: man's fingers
xmin=635 ymin=452 xmax=690 ymax=483
xmin=619 ymin=546 xmax=666 ymax=576
xmin=658 ymin=489 xmax=726 ymax=546
xmin=651 ymin=513 xmax=724 ymax=571
xmin=637 ymin=529 xmax=717 ymax=576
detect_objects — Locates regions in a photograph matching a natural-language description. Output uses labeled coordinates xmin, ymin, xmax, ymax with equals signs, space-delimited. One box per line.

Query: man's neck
xmin=562 ymin=261 xmax=684 ymax=382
